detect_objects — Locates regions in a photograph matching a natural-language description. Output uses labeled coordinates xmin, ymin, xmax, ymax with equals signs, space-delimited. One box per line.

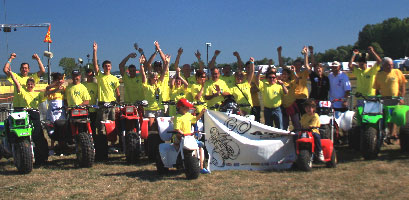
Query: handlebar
xmin=52 ymin=105 xmax=98 ymax=111
xmin=355 ymin=93 xmax=402 ymax=101
xmin=0 ymin=107 xmax=39 ymax=112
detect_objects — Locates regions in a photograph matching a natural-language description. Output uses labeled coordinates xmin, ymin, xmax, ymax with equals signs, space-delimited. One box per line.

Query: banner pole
xmin=47 ymin=42 xmax=51 ymax=84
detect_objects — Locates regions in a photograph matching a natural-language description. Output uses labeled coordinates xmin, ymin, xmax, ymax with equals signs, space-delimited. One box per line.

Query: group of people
xmin=2 ymin=41 xmax=407 ymax=165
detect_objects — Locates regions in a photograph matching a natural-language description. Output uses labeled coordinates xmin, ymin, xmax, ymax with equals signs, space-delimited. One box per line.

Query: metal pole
xmin=47 ymin=43 xmax=51 ymax=84
xmin=206 ymin=45 xmax=209 ymax=66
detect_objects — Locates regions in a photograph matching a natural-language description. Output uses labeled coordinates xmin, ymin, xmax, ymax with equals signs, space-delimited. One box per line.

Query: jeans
xmin=251 ymin=106 xmax=261 ymax=123
xmin=282 ymin=107 xmax=301 ymax=131
xmin=312 ymin=132 xmax=322 ymax=152
xmin=264 ymin=107 xmax=283 ymax=129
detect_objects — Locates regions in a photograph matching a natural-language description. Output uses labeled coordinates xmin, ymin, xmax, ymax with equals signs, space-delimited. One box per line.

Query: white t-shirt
xmin=328 ymin=71 xmax=351 ymax=108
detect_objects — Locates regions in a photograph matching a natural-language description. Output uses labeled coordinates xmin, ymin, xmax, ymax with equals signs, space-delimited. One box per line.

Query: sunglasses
xmin=267 ymin=76 xmax=276 ymax=79
xmin=201 ymin=76 xmax=206 ymax=78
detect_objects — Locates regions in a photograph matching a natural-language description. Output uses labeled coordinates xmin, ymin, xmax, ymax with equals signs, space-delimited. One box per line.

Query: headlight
xmin=125 ymin=106 xmax=134 ymax=114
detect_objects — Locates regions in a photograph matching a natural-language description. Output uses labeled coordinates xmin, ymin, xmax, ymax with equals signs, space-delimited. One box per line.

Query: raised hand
xmin=195 ymin=50 xmax=201 ymax=58
xmin=277 ymin=80 xmax=283 ymax=85
xmin=353 ymin=49 xmax=360 ymax=55
xmin=215 ymin=85 xmax=221 ymax=93
xmin=249 ymin=57 xmax=255 ymax=62
xmin=32 ymin=54 xmax=40 ymax=60
xmin=10 ymin=53 xmax=16 ymax=60
xmin=133 ymin=43 xmax=139 ymax=51
xmin=139 ymin=54 xmax=146 ymax=64
xmin=277 ymin=46 xmax=282 ymax=52
xmin=129 ymin=53 xmax=137 ymax=58
xmin=367 ymin=46 xmax=374 ymax=53
xmin=308 ymin=46 xmax=314 ymax=53
xmin=177 ymin=47 xmax=183 ymax=55
xmin=233 ymin=51 xmax=240 ymax=57
xmin=165 ymin=54 xmax=171 ymax=64
xmin=154 ymin=41 xmax=160 ymax=50
xmin=176 ymin=66 xmax=181 ymax=74
xmin=138 ymin=48 xmax=144 ymax=55
xmin=214 ymin=50 xmax=221 ymax=56
xmin=302 ymin=46 xmax=308 ymax=55
xmin=93 ymin=42 xmax=98 ymax=51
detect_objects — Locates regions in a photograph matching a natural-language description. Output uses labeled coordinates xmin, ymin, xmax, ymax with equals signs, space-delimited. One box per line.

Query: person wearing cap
xmin=348 ymin=46 xmax=382 ymax=106
xmin=374 ymin=57 xmax=407 ymax=142
xmin=328 ymin=61 xmax=351 ymax=111
xmin=3 ymin=52 xmax=45 ymax=108
xmin=173 ymin=98 xmax=208 ymax=173
xmin=83 ymin=68 xmax=98 ymax=135
xmin=308 ymin=46 xmax=330 ymax=101
xmin=230 ymin=57 xmax=255 ymax=116
xmin=119 ymin=52 xmax=144 ymax=104
xmin=92 ymin=42 xmax=120 ymax=151
xmin=278 ymin=46 xmax=311 ymax=114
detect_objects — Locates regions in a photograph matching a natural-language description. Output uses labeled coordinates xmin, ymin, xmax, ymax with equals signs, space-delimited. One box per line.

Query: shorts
xmin=145 ymin=109 xmax=164 ymax=118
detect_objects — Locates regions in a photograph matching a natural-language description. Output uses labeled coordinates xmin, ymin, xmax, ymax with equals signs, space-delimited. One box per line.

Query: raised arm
xmin=174 ymin=48 xmax=183 ymax=70
xmin=348 ymin=49 xmax=359 ymax=71
xmin=368 ymin=46 xmax=382 ymax=65
xmin=233 ymin=51 xmax=244 ymax=71
xmin=32 ymin=54 xmax=46 ymax=77
xmin=3 ymin=53 xmax=16 ymax=76
xmin=209 ymin=50 xmax=220 ymax=70
xmin=9 ymin=69 xmax=21 ymax=93
xmin=194 ymin=50 xmax=204 ymax=71
xmin=309 ymin=46 xmax=316 ymax=67
xmin=277 ymin=46 xmax=284 ymax=67
xmin=302 ymin=46 xmax=311 ymax=72
xmin=159 ymin=54 xmax=171 ymax=82
xmin=45 ymin=80 xmax=64 ymax=96
xmin=146 ymin=51 xmax=157 ymax=74
xmin=140 ymin=55 xmax=147 ymax=84
xmin=154 ymin=41 xmax=166 ymax=63
xmin=93 ymin=42 xmax=99 ymax=74
xmin=255 ymin=68 xmax=262 ymax=87
xmin=277 ymin=80 xmax=288 ymax=95
xmin=247 ymin=57 xmax=255 ymax=84
xmin=119 ymin=53 xmax=137 ymax=76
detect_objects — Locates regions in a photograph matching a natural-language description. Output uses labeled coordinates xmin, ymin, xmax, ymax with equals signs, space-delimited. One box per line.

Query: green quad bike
xmin=351 ymin=94 xmax=409 ymax=160
xmin=0 ymin=107 xmax=34 ymax=174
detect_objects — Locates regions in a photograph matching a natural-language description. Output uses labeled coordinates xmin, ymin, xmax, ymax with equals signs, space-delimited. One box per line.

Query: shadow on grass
xmin=101 ymin=169 xmax=186 ymax=182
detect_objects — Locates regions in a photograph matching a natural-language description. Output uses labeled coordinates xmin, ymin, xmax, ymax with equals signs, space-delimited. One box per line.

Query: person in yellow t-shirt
xmin=230 ymin=57 xmax=255 ymax=116
xmin=300 ymin=99 xmax=324 ymax=161
xmin=9 ymin=68 xmax=51 ymax=165
xmin=374 ymin=57 xmax=407 ymax=141
xmin=93 ymin=42 xmax=120 ymax=146
xmin=349 ymin=46 xmax=382 ymax=106
xmin=204 ymin=68 xmax=231 ymax=110
xmin=64 ymin=70 xmax=91 ymax=107
xmin=173 ymin=98 xmax=208 ymax=173
xmin=169 ymin=67 xmax=189 ymax=116
xmin=220 ymin=64 xmax=235 ymax=88
xmin=141 ymin=53 xmax=169 ymax=129
xmin=280 ymin=68 xmax=301 ymax=131
xmin=119 ymin=52 xmax=144 ymax=103
xmin=83 ymin=69 xmax=98 ymax=135
xmin=256 ymin=69 xmax=288 ymax=129
xmin=3 ymin=52 xmax=45 ymax=108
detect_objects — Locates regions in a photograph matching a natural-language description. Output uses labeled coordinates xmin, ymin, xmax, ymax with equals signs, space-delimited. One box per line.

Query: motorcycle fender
xmin=183 ymin=136 xmax=199 ymax=151
xmin=338 ymin=111 xmax=355 ymax=131
xmin=159 ymin=143 xmax=178 ymax=168
xmin=390 ymin=105 xmax=409 ymax=127
xmin=319 ymin=115 xmax=331 ymax=125
xmin=296 ymin=138 xmax=314 ymax=154
xmin=140 ymin=118 xmax=149 ymax=140
xmin=102 ymin=120 xmax=117 ymax=142
xmin=362 ymin=115 xmax=382 ymax=124
xmin=321 ymin=139 xmax=333 ymax=162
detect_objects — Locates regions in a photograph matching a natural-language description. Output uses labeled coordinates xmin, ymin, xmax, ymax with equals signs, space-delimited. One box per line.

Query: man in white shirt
xmin=328 ymin=61 xmax=351 ymax=111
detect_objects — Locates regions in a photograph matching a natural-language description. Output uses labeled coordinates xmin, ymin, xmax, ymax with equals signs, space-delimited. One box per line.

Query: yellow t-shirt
xmin=300 ymin=113 xmax=320 ymax=134
xmin=160 ymin=72 xmax=170 ymax=101
xmin=204 ymin=79 xmax=230 ymax=109
xmin=142 ymin=82 xmax=163 ymax=111
xmin=294 ymin=70 xmax=309 ymax=99
xmin=282 ymin=80 xmax=296 ymax=108
xmin=83 ymin=82 xmax=98 ymax=112
xmin=220 ymin=75 xmax=236 ymax=88
xmin=96 ymin=72 xmax=120 ymax=102
xmin=8 ymin=72 xmax=40 ymax=107
xmin=374 ymin=69 xmax=407 ymax=97
xmin=169 ymin=86 xmax=188 ymax=117
xmin=353 ymin=64 xmax=380 ymax=96
xmin=250 ymin=79 xmax=260 ymax=107
xmin=258 ymin=81 xmax=283 ymax=108
xmin=47 ymin=86 xmax=65 ymax=101
xmin=231 ymin=82 xmax=253 ymax=114
xmin=189 ymin=83 xmax=207 ymax=113
xmin=182 ymin=75 xmax=197 ymax=86
xmin=18 ymin=89 xmax=45 ymax=109
xmin=65 ymin=83 xmax=91 ymax=107
xmin=123 ymin=73 xmax=144 ymax=103
xmin=174 ymin=112 xmax=197 ymax=135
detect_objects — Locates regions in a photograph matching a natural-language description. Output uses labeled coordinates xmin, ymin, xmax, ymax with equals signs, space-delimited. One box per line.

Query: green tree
xmin=59 ymin=57 xmax=78 ymax=77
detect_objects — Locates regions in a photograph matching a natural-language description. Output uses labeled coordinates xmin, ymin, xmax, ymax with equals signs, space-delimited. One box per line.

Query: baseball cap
xmin=331 ymin=61 xmax=340 ymax=66
xmin=72 ymin=69 xmax=81 ymax=76
xmin=176 ymin=98 xmax=193 ymax=108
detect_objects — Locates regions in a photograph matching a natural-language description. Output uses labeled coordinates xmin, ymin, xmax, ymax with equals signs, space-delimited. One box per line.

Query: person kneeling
xmin=173 ymin=99 xmax=209 ymax=174
xmin=300 ymin=99 xmax=324 ymax=161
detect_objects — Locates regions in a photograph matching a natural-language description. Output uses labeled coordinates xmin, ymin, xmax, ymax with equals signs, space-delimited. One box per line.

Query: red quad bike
xmin=295 ymin=128 xmax=337 ymax=171
xmin=43 ymin=105 xmax=95 ymax=167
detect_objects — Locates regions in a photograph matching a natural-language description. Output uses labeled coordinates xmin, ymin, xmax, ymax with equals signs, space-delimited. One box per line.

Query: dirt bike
xmin=295 ymin=128 xmax=337 ymax=171
xmin=0 ymin=107 xmax=36 ymax=174
xmin=155 ymin=131 xmax=201 ymax=180
xmin=353 ymin=94 xmax=409 ymax=159
xmin=43 ymin=105 xmax=95 ymax=167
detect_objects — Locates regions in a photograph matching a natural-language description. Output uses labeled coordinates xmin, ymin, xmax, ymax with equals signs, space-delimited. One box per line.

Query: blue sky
xmin=0 ymin=0 xmax=408 ymax=73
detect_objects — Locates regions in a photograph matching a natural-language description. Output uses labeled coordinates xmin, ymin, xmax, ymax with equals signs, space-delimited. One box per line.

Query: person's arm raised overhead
xmin=308 ymin=46 xmax=316 ymax=67
xmin=256 ymin=66 xmax=262 ymax=87
xmin=160 ymin=54 xmax=171 ymax=83
xmin=140 ymin=55 xmax=147 ymax=84
xmin=247 ymin=57 xmax=255 ymax=84
xmin=8 ymin=68 xmax=21 ymax=93
xmin=195 ymin=50 xmax=204 ymax=71
xmin=209 ymin=50 xmax=220 ymax=70
xmin=33 ymin=53 xmax=45 ymax=77
xmin=233 ymin=51 xmax=244 ymax=72
xmin=277 ymin=46 xmax=284 ymax=67
xmin=348 ymin=49 xmax=359 ymax=71
xmin=119 ymin=53 xmax=137 ymax=76
xmin=154 ymin=41 xmax=166 ymax=64
xmin=174 ymin=47 xmax=183 ymax=70
xmin=302 ymin=46 xmax=311 ymax=72
xmin=146 ymin=49 xmax=157 ymax=74
xmin=93 ymin=42 xmax=99 ymax=74
xmin=3 ymin=53 xmax=16 ymax=76
xmin=368 ymin=46 xmax=382 ymax=65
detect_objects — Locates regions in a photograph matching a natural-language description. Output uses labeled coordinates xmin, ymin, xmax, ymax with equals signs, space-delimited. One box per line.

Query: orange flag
xmin=44 ymin=25 xmax=52 ymax=43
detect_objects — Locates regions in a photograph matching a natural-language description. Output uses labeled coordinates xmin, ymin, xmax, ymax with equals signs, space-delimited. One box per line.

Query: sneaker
xmin=200 ymin=168 xmax=210 ymax=174
xmin=318 ymin=151 xmax=325 ymax=161
xmin=48 ymin=149 xmax=55 ymax=156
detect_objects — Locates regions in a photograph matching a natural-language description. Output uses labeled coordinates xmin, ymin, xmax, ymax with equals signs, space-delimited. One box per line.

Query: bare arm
xmin=174 ymin=48 xmax=183 ymax=70
xmin=93 ymin=42 xmax=99 ymax=74
xmin=154 ymin=41 xmax=166 ymax=63
xmin=195 ymin=83 xmax=205 ymax=101
xmin=348 ymin=49 xmax=359 ymax=71
xmin=139 ymin=55 xmax=147 ymax=84
xmin=9 ymin=69 xmax=21 ymax=93
xmin=302 ymin=46 xmax=311 ymax=72
xmin=119 ymin=53 xmax=137 ymax=76
xmin=32 ymin=54 xmax=45 ymax=77
xmin=3 ymin=53 xmax=16 ymax=76
xmin=368 ymin=46 xmax=382 ymax=65
xmin=209 ymin=50 xmax=220 ymax=70
xmin=196 ymin=108 xmax=206 ymax=121
xmin=146 ymin=51 xmax=157 ymax=74
xmin=233 ymin=51 xmax=243 ymax=71
xmin=277 ymin=80 xmax=288 ymax=94
xmin=159 ymin=54 xmax=171 ymax=83
xmin=255 ymin=68 xmax=262 ymax=87
xmin=277 ymin=46 xmax=284 ymax=67
xmin=194 ymin=50 xmax=204 ymax=71
xmin=308 ymin=46 xmax=316 ymax=67
xmin=247 ymin=57 xmax=255 ymax=84
xmin=115 ymin=87 xmax=120 ymax=103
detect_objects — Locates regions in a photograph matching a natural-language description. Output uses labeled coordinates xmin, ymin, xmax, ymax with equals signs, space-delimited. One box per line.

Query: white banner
xmin=205 ymin=110 xmax=296 ymax=171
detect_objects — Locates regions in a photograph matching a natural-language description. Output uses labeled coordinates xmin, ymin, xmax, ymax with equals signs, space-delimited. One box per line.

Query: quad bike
xmin=0 ymin=107 xmax=36 ymax=174
xmin=295 ymin=128 xmax=337 ymax=171
xmin=353 ymin=94 xmax=409 ymax=159
xmin=156 ymin=131 xmax=201 ymax=180
xmin=43 ymin=105 xmax=95 ymax=167
xmin=211 ymin=95 xmax=255 ymax=121
xmin=316 ymin=99 xmax=354 ymax=142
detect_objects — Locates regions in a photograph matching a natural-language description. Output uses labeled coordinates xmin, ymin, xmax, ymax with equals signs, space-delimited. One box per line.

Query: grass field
xmin=1 ymin=143 xmax=409 ymax=199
